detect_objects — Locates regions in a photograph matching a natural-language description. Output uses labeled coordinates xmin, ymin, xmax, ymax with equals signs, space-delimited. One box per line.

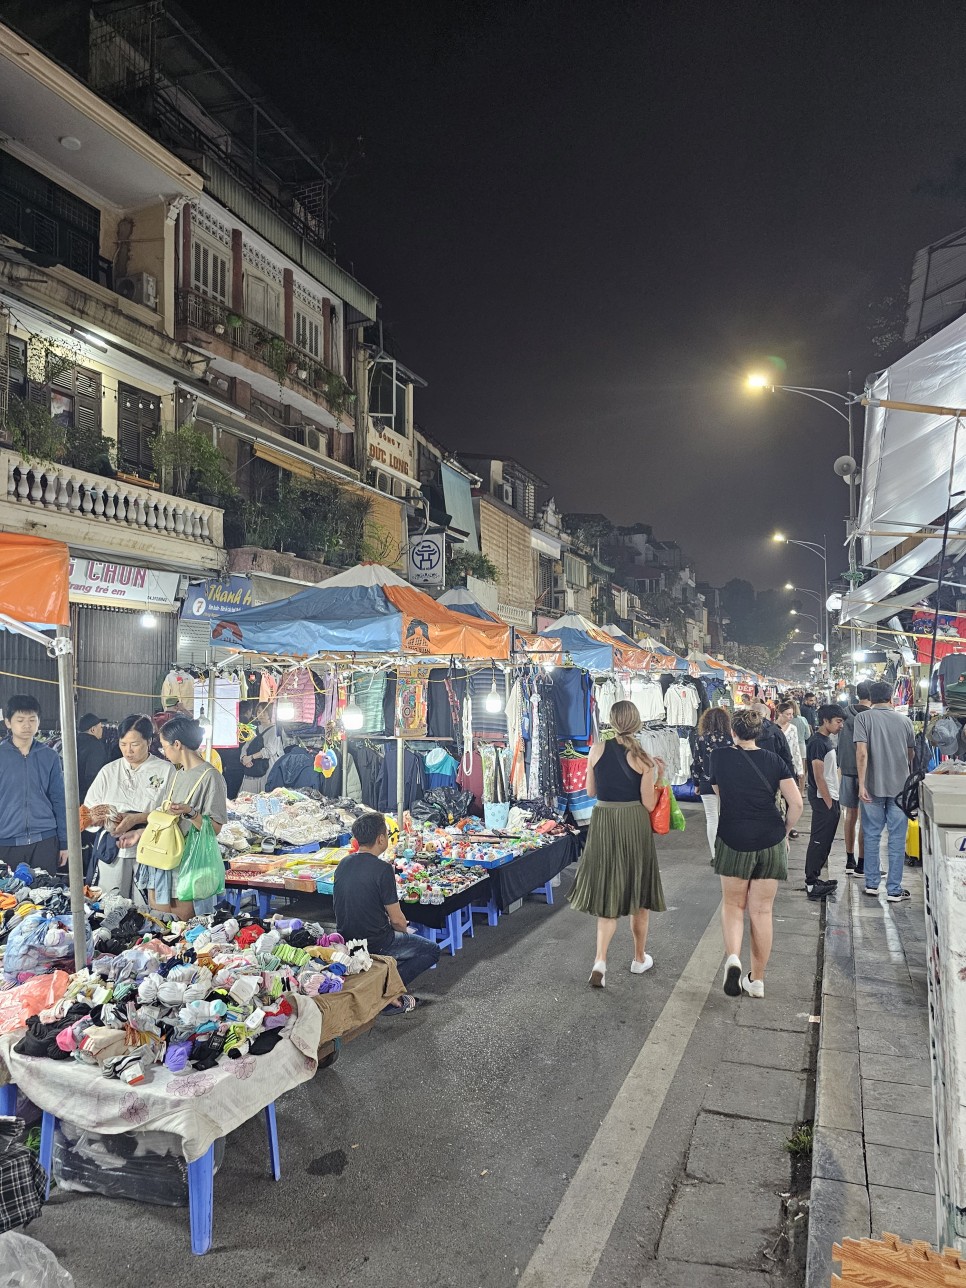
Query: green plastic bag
xmin=176 ymin=817 xmax=225 ymax=902
xmin=668 ymin=792 xmax=686 ymax=832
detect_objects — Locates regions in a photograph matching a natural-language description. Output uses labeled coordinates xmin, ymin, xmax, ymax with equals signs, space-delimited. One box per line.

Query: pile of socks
xmin=8 ymin=905 xmax=375 ymax=1083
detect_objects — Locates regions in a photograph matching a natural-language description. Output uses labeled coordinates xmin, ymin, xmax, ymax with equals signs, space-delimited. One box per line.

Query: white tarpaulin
xmin=839 ymin=579 xmax=938 ymax=626
xmin=860 ymin=311 xmax=966 ymax=567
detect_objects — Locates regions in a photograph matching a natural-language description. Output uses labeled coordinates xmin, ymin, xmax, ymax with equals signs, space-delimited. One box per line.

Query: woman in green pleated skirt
xmin=569 ymin=701 xmax=666 ymax=988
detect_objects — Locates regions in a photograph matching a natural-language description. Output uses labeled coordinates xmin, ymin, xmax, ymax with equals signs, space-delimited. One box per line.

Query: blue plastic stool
xmin=38 ymin=1100 xmax=282 ymax=1255
xmin=530 ymin=881 xmax=554 ymax=905
xmin=0 ymin=1084 xmax=16 ymax=1116
xmin=409 ymin=920 xmax=456 ymax=956
xmin=471 ymin=896 xmax=500 ymax=926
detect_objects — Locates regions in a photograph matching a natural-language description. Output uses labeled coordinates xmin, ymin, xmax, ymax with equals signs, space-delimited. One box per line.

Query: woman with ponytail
xmin=569 ymin=700 xmax=666 ymax=988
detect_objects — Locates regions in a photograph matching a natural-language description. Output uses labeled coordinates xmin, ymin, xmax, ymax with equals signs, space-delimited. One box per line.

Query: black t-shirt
xmin=333 ymin=851 xmax=398 ymax=954
xmin=805 ymin=731 xmax=834 ymax=796
xmin=709 ymin=746 xmax=787 ymax=852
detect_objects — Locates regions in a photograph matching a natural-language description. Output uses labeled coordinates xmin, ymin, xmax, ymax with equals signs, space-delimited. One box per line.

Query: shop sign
xmin=69 ymin=559 xmax=179 ymax=609
xmin=181 ymin=576 xmax=254 ymax=621
xmin=369 ymin=437 xmax=412 ymax=478
xmin=407 ymin=533 xmax=445 ymax=588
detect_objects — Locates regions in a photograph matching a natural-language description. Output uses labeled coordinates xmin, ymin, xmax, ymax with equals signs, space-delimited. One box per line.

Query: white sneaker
xmin=630 ymin=954 xmax=654 ymax=974
xmin=723 ymin=953 xmax=742 ymax=997
xmin=740 ymin=973 xmax=765 ymax=999
xmin=589 ymin=960 xmax=606 ymax=988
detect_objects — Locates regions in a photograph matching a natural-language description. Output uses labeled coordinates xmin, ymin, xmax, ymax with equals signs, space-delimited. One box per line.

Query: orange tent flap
xmin=0 ymin=534 xmax=69 ymax=626
xmin=383 ymin=584 xmax=511 ymax=659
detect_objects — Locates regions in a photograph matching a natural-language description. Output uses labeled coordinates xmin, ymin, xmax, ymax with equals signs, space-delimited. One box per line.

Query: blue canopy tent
xmin=436 ymin=586 xmax=504 ymax=624
xmin=537 ymin=613 xmax=615 ymax=671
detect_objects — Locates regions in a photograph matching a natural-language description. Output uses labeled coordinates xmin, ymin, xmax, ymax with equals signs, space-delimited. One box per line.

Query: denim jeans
xmin=383 ymin=930 xmax=441 ymax=987
xmin=860 ymin=795 xmax=907 ymax=896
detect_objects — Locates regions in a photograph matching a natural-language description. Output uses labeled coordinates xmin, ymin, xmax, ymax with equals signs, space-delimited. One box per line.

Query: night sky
xmin=183 ymin=0 xmax=966 ymax=594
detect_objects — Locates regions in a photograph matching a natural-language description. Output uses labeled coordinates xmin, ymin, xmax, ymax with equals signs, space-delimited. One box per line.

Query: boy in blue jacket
xmin=0 ymin=694 xmax=67 ymax=874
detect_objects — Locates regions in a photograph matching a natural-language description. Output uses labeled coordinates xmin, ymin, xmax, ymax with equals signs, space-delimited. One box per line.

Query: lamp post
xmin=773 ymin=532 xmax=830 ymax=681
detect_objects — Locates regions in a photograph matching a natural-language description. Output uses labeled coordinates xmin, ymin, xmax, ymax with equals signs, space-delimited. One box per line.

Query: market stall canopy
xmin=0 ymin=533 xmax=70 ymax=627
xmin=688 ymin=650 xmax=737 ymax=677
xmin=209 ymin=563 xmax=511 ymax=659
xmin=538 ymin=613 xmax=616 ymax=671
xmin=636 ymin=634 xmax=674 ymax=655
xmin=860 ymin=311 xmax=966 ymax=568
xmin=436 ymin=586 xmax=505 ymax=624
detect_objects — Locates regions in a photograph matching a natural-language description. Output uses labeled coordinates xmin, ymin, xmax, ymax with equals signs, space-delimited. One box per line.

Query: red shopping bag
xmin=649 ymin=782 xmax=671 ymax=835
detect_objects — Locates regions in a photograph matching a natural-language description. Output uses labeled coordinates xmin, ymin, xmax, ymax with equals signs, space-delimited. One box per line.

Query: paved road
xmin=34 ymin=804 xmax=823 ymax=1288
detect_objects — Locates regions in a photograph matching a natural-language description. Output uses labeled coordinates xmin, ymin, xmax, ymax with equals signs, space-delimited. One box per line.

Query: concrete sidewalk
xmin=807 ymin=859 xmax=935 ymax=1288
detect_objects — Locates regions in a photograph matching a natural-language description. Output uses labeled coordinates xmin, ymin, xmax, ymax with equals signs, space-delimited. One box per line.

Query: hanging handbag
xmin=136 ymin=771 xmax=210 ymax=871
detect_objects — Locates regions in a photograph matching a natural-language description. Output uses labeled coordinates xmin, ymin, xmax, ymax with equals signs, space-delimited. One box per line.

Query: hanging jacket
xmin=0 ymin=739 xmax=68 ymax=848
xmin=265 ymin=746 xmax=320 ymax=793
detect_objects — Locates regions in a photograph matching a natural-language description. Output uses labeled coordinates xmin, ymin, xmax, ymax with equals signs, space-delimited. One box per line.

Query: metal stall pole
xmin=396 ymin=735 xmax=405 ymax=822
xmin=54 ymin=627 xmax=87 ymax=971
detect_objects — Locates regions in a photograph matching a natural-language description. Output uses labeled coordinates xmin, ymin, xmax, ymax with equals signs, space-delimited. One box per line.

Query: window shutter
xmin=118 ymin=383 xmax=161 ymax=473
xmin=74 ymin=368 xmax=100 ymax=435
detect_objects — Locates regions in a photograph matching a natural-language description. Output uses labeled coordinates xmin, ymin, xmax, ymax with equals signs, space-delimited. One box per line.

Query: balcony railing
xmin=175 ymin=289 xmax=354 ymax=417
xmin=2 ymin=450 xmax=223 ymax=547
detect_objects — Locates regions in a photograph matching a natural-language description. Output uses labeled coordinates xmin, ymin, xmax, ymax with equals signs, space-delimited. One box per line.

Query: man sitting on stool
xmin=334 ymin=812 xmax=441 ymax=1014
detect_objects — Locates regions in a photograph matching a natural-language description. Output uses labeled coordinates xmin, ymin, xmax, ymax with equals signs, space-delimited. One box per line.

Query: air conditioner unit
xmin=116 ymin=272 xmax=158 ymax=309
xmin=501 ymin=483 xmax=514 ymax=506
xmin=304 ymin=427 xmax=328 ymax=457
xmin=553 ymin=573 xmax=568 ymax=591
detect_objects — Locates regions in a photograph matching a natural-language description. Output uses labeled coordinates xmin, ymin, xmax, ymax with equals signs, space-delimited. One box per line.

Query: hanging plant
xmin=226 ymin=313 xmax=244 ymax=330
xmin=26 ymin=335 xmax=82 ymax=385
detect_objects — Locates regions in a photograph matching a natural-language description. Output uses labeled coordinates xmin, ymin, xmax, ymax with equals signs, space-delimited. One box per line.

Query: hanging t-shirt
xmin=424 ymin=748 xmax=459 ymax=788
xmin=665 ymin=683 xmax=701 ymax=726
xmin=627 ymin=678 xmax=666 ymax=723
xmin=596 ymin=678 xmax=625 ymax=726
xmin=546 ymin=669 xmax=593 ymax=742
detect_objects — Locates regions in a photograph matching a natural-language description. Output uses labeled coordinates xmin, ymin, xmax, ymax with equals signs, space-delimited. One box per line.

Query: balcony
xmin=0 ymin=449 xmax=223 ymax=573
xmin=175 ymin=289 xmax=355 ymax=424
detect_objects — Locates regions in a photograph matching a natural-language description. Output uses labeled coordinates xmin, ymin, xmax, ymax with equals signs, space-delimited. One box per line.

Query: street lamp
xmin=773 ymin=532 xmax=830 ymax=673
xmin=784 ymin=582 xmax=823 ymax=604
xmin=789 ymin=608 xmax=819 ymax=629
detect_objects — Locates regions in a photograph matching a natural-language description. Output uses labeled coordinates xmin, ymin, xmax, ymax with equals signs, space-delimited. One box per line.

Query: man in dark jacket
xmin=800 ymin=693 xmax=819 ymax=730
xmin=0 ymin=694 xmax=68 ymax=874
xmin=76 ymin=713 xmax=108 ymax=801
xmin=837 ymin=682 xmax=871 ymax=876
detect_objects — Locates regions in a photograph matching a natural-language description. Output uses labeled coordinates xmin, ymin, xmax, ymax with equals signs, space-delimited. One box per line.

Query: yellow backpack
xmin=136 ymin=771 xmax=210 ymax=871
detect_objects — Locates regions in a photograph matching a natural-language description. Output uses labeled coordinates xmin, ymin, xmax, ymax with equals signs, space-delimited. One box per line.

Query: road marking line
xmin=518 ymin=904 xmax=724 ymax=1288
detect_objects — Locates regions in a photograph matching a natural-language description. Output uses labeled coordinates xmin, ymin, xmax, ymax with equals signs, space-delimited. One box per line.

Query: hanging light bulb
xmin=197 ymin=706 xmax=212 ymax=735
xmin=542 ymin=657 xmax=556 ymax=672
xmin=484 ymin=675 xmax=504 ymax=714
xmin=139 ymin=611 xmax=157 ymax=628
xmin=276 ymin=699 xmax=296 ymax=722
xmin=342 ymin=688 xmax=364 ymax=731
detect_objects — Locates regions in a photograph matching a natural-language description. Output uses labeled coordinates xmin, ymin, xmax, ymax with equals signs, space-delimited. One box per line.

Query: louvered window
xmin=0 ymin=152 xmax=100 ymax=284
xmin=295 ymin=310 xmax=321 ymax=359
xmin=5 ymin=337 xmax=100 ymax=436
xmin=191 ymin=240 xmax=229 ymax=302
xmin=117 ymin=383 xmax=161 ymax=475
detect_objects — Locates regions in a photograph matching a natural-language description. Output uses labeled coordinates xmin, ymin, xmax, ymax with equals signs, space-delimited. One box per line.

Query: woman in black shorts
xmin=709 ymin=707 xmax=802 ymax=1000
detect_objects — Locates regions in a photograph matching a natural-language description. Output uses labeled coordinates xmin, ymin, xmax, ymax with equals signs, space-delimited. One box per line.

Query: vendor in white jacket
xmin=84 ymin=714 xmax=168 ymax=899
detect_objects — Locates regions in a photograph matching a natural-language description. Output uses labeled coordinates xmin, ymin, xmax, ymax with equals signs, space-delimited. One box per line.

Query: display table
xmin=484 ymin=833 xmax=577 ymax=914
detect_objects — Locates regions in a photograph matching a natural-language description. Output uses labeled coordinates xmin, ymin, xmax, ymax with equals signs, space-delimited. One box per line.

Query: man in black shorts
xmin=805 ymin=705 xmax=845 ymax=899
xmin=837 ymin=682 xmax=871 ymax=876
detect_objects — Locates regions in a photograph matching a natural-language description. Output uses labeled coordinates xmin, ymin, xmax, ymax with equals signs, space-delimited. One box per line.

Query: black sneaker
xmin=887 ymin=888 xmax=912 ymax=903
xmin=806 ymin=883 xmax=834 ymax=901
xmin=845 ymin=856 xmax=857 ymax=872
xmin=849 ymin=862 xmax=865 ymax=878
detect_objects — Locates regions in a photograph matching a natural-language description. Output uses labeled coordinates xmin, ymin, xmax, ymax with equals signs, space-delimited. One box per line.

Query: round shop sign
xmin=190 ymin=595 xmax=208 ymax=617
xmin=411 ymin=539 xmax=441 ymax=572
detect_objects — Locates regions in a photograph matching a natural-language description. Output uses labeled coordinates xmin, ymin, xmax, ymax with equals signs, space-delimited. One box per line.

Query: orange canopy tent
xmin=0 ymin=534 xmax=85 ymax=968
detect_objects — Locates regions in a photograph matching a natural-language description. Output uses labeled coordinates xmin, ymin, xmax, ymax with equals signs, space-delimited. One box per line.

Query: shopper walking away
xmin=837 ymin=682 xmax=871 ymax=877
xmin=84 ymin=715 xmax=168 ymax=899
xmin=569 ymin=700 xmax=666 ymax=988
xmin=691 ymin=707 xmax=733 ymax=859
xmin=334 ymin=812 xmax=440 ymax=1012
xmin=76 ymin=714 xmax=109 ymax=801
xmin=710 ymin=707 xmax=802 ymax=999
xmin=854 ymin=681 xmax=915 ymax=902
xmin=0 ymin=694 xmax=67 ymax=874
xmin=800 ymin=692 xmax=819 ymax=730
xmin=804 ymin=705 xmax=845 ymax=899
xmin=118 ymin=715 xmax=229 ymax=918
xmin=790 ymin=701 xmax=811 ymax=791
